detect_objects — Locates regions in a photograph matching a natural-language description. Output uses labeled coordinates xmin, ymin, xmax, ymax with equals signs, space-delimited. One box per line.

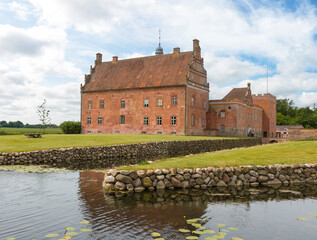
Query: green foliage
xmin=37 ymin=99 xmax=51 ymax=133
xmin=276 ymin=99 xmax=317 ymax=128
xmin=60 ymin=121 xmax=81 ymax=134
xmin=0 ymin=127 xmax=62 ymax=135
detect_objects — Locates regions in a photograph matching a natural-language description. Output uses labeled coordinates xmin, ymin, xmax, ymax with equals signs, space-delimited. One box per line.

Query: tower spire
xmin=155 ymin=29 xmax=164 ymax=55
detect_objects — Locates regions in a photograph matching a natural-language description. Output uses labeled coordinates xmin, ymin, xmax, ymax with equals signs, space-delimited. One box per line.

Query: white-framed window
xmin=144 ymin=99 xmax=149 ymax=107
xmin=191 ymin=97 xmax=195 ymax=106
xmin=157 ymin=98 xmax=162 ymax=107
xmin=171 ymin=116 xmax=177 ymax=126
xmin=98 ymin=131 xmax=102 ymax=133
xmin=157 ymin=116 xmax=162 ymax=125
xmin=220 ymin=111 xmax=226 ymax=118
xmin=204 ymin=100 xmax=207 ymax=109
xmin=221 ymin=125 xmax=225 ymax=131
xmin=87 ymin=116 xmax=91 ymax=125
xmin=120 ymin=99 xmax=125 ymax=108
xmin=97 ymin=116 xmax=102 ymax=125
xmin=100 ymin=100 xmax=104 ymax=109
xmin=88 ymin=101 xmax=92 ymax=110
xmin=202 ymin=118 xmax=205 ymax=126
xmin=172 ymin=96 xmax=178 ymax=106
xmin=144 ymin=116 xmax=149 ymax=125
xmin=191 ymin=115 xmax=195 ymax=126
xmin=120 ymin=115 xmax=125 ymax=124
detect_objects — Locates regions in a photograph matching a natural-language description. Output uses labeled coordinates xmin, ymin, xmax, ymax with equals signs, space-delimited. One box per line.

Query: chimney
xmin=193 ymin=39 xmax=201 ymax=58
xmin=112 ymin=56 xmax=118 ymax=63
xmin=173 ymin=47 xmax=180 ymax=55
xmin=95 ymin=53 xmax=102 ymax=65
xmin=247 ymin=82 xmax=251 ymax=89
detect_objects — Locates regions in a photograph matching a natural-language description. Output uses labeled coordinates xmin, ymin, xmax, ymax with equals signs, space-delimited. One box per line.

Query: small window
xmin=120 ymin=115 xmax=125 ymax=124
xmin=141 ymin=131 xmax=147 ymax=134
xmin=172 ymin=96 xmax=178 ymax=106
xmin=171 ymin=132 xmax=177 ymax=135
xmin=191 ymin=115 xmax=195 ymax=126
xmin=157 ymin=116 xmax=162 ymax=125
xmin=87 ymin=116 xmax=91 ymax=125
xmin=87 ymin=131 xmax=91 ymax=133
xmin=191 ymin=97 xmax=195 ymax=106
xmin=100 ymin=100 xmax=104 ymax=109
xmin=202 ymin=118 xmax=205 ymax=127
xmin=157 ymin=131 xmax=162 ymax=135
xmin=98 ymin=131 xmax=102 ymax=133
xmin=144 ymin=116 xmax=149 ymax=125
xmin=171 ymin=116 xmax=177 ymax=126
xmin=221 ymin=125 xmax=225 ymax=131
xmin=243 ymin=113 xmax=245 ymax=119
xmin=115 ymin=131 xmax=120 ymax=134
xmin=204 ymin=101 xmax=207 ymax=109
xmin=228 ymin=106 xmax=231 ymax=109
xmin=121 ymin=99 xmax=125 ymax=108
xmin=220 ymin=111 xmax=226 ymax=118
xmin=157 ymin=98 xmax=162 ymax=107
xmin=88 ymin=101 xmax=92 ymax=110
xmin=144 ymin=99 xmax=149 ymax=107
xmin=97 ymin=116 xmax=102 ymax=125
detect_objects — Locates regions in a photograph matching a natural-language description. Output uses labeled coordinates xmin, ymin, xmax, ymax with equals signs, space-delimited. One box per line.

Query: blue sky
xmin=0 ymin=0 xmax=317 ymax=124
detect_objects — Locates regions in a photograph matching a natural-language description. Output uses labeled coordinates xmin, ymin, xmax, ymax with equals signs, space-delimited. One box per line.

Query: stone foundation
xmin=103 ymin=163 xmax=317 ymax=192
xmin=0 ymin=138 xmax=261 ymax=169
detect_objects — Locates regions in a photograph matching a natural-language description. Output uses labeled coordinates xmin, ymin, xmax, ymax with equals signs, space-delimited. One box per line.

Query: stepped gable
xmin=222 ymin=83 xmax=253 ymax=105
xmin=82 ymin=51 xmax=193 ymax=92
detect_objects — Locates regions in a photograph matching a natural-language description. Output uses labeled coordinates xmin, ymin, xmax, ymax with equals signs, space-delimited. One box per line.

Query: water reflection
xmin=78 ymin=171 xmax=317 ymax=240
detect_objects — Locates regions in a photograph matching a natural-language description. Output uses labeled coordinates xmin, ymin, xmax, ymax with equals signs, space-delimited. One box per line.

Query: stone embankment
xmin=0 ymin=138 xmax=261 ymax=169
xmin=103 ymin=163 xmax=317 ymax=192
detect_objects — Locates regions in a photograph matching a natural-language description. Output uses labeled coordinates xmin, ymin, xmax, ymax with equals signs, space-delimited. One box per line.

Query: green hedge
xmin=59 ymin=121 xmax=81 ymax=134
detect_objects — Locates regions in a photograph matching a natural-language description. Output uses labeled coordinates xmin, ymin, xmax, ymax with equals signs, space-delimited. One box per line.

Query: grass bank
xmin=0 ymin=134 xmax=224 ymax=153
xmin=120 ymin=141 xmax=317 ymax=170
xmin=0 ymin=127 xmax=62 ymax=135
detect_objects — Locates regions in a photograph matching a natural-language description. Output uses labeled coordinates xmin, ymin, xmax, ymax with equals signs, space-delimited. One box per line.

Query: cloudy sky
xmin=1 ymin=0 xmax=317 ymax=124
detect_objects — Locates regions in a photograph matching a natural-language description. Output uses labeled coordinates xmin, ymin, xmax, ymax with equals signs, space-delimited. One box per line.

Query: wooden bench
xmin=25 ymin=133 xmax=43 ymax=138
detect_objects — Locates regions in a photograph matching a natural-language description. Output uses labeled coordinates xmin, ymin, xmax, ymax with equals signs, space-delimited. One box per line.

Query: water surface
xmin=0 ymin=171 xmax=316 ymax=240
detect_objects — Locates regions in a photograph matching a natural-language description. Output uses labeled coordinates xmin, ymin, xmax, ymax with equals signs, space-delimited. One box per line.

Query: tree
xmin=37 ymin=99 xmax=51 ymax=133
xmin=60 ymin=121 xmax=81 ymax=134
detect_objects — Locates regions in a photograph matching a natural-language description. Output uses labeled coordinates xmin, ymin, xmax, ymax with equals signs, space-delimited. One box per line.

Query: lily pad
xmin=186 ymin=236 xmax=199 ymax=240
xmin=205 ymin=237 xmax=217 ymax=240
xmin=297 ymin=218 xmax=308 ymax=220
xmin=6 ymin=238 xmax=16 ymax=240
xmin=187 ymin=218 xmax=201 ymax=223
xmin=193 ymin=230 xmax=205 ymax=235
xmin=65 ymin=227 xmax=75 ymax=231
xmin=179 ymin=229 xmax=190 ymax=233
xmin=192 ymin=223 xmax=202 ymax=228
xmin=80 ymin=220 xmax=89 ymax=224
xmin=203 ymin=230 xmax=215 ymax=234
xmin=229 ymin=227 xmax=239 ymax=230
xmin=45 ymin=233 xmax=59 ymax=238
xmin=80 ymin=229 xmax=92 ymax=232
xmin=217 ymin=224 xmax=226 ymax=227
xmin=65 ymin=232 xmax=78 ymax=236
xmin=150 ymin=232 xmax=161 ymax=237
xmin=232 ymin=238 xmax=244 ymax=240
xmin=155 ymin=238 xmax=165 ymax=240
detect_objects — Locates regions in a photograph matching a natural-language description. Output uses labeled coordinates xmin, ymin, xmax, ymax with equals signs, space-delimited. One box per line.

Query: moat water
xmin=0 ymin=171 xmax=316 ymax=240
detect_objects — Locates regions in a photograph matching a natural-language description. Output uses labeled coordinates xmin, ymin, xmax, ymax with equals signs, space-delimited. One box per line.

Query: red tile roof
xmin=83 ymin=51 xmax=194 ymax=92
xmin=222 ymin=88 xmax=248 ymax=101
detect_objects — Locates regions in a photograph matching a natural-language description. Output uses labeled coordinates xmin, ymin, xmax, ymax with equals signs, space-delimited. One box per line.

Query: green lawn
xmin=0 ymin=127 xmax=62 ymax=135
xmin=0 ymin=134 xmax=223 ymax=153
xmin=120 ymin=141 xmax=317 ymax=170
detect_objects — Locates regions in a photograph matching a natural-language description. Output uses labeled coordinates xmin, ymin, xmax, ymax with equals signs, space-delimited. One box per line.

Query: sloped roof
xmin=83 ymin=51 xmax=193 ymax=92
xmin=276 ymin=125 xmax=304 ymax=132
xmin=222 ymin=88 xmax=248 ymax=101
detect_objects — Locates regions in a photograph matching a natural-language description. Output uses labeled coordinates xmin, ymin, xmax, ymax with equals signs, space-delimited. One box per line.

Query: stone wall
xmin=0 ymin=138 xmax=261 ymax=169
xmin=288 ymin=129 xmax=317 ymax=141
xmin=103 ymin=163 xmax=317 ymax=192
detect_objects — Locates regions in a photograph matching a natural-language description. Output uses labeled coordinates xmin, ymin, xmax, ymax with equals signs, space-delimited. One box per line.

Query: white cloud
xmin=297 ymin=92 xmax=317 ymax=107
xmin=8 ymin=1 xmax=31 ymax=20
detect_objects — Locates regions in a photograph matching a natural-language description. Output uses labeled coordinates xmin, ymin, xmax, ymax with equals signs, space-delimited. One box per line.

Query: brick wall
xmin=288 ymin=129 xmax=317 ymax=141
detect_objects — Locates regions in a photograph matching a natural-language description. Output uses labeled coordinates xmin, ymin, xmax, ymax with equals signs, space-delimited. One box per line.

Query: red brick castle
xmin=81 ymin=39 xmax=276 ymax=137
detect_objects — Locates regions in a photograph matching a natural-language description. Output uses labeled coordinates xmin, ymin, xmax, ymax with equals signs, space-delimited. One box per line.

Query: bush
xmin=59 ymin=121 xmax=81 ymax=134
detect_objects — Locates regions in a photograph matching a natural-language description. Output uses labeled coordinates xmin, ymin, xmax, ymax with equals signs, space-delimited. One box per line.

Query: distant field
xmin=120 ymin=140 xmax=317 ymax=170
xmin=0 ymin=134 xmax=224 ymax=152
xmin=0 ymin=127 xmax=62 ymax=135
